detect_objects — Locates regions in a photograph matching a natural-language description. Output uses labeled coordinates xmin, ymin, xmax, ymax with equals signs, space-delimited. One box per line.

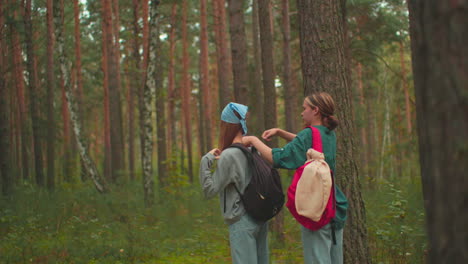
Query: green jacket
xmin=272 ymin=126 xmax=348 ymax=230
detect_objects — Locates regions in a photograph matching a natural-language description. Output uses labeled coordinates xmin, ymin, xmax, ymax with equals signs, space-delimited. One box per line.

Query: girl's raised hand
xmin=208 ymin=148 xmax=221 ymax=157
xmin=262 ymin=128 xmax=278 ymax=141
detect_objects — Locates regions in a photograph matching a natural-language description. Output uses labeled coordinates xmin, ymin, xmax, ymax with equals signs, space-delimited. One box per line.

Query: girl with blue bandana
xmin=199 ymin=102 xmax=269 ymax=264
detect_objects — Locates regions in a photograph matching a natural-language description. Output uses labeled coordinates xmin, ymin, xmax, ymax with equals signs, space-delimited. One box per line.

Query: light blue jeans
xmin=228 ymin=213 xmax=269 ymax=264
xmin=301 ymin=223 xmax=343 ymax=264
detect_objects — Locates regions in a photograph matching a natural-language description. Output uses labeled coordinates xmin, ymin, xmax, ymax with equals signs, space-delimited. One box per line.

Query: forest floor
xmin=0 ymin=175 xmax=426 ymax=264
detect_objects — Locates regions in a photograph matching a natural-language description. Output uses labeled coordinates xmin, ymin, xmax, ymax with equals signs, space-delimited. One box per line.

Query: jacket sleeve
xmin=271 ymin=128 xmax=312 ymax=170
xmin=199 ymin=152 xmax=235 ymax=199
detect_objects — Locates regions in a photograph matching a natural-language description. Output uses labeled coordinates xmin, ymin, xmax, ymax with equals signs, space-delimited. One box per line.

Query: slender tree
xmin=199 ymin=0 xmax=212 ymax=154
xmin=24 ymin=0 xmax=44 ymax=186
xmin=56 ymin=0 xmax=106 ymax=193
xmin=297 ymin=0 xmax=370 ymax=262
xmin=167 ymin=3 xmax=177 ymax=158
xmin=142 ymin=0 xmax=161 ymax=206
xmin=181 ymin=0 xmax=193 ymax=182
xmin=213 ymin=0 xmax=232 ymax=110
xmin=227 ymin=0 xmax=249 ymax=104
xmin=281 ymin=0 xmax=296 ymax=134
xmin=407 ymin=1 xmax=468 ymax=262
xmin=101 ymin=0 xmax=112 ymax=182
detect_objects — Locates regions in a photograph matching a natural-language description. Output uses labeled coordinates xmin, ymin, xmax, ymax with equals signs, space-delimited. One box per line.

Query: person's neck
xmin=310 ymin=119 xmax=323 ymax=126
xmin=232 ymin=133 xmax=243 ymax=144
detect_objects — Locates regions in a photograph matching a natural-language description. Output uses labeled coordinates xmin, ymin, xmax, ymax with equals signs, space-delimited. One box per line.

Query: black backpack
xmin=228 ymin=143 xmax=285 ymax=222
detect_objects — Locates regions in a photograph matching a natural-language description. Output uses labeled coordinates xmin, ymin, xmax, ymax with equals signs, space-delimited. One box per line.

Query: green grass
xmin=1 ymin=176 xmax=427 ymax=263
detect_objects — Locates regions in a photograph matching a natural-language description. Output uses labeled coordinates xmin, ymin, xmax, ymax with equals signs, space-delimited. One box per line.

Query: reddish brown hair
xmin=306 ymin=92 xmax=339 ymax=130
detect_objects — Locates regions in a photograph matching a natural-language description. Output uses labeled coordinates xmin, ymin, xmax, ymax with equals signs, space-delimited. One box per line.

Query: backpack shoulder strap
xmin=308 ymin=126 xmax=323 ymax=152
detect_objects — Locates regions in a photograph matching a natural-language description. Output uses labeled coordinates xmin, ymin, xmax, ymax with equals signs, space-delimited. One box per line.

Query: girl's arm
xmin=262 ymin=128 xmax=296 ymax=142
xmin=242 ymin=136 xmax=273 ymax=164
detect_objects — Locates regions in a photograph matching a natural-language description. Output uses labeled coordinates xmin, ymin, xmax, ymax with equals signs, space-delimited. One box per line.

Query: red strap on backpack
xmin=286 ymin=126 xmax=336 ymax=231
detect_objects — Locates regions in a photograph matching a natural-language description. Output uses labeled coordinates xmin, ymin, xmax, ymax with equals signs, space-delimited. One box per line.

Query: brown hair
xmin=305 ymin=92 xmax=339 ymax=130
xmin=218 ymin=110 xmax=244 ymax=151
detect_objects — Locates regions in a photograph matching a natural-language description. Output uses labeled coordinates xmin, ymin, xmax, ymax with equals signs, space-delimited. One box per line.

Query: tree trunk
xmin=213 ymin=0 xmax=233 ymax=110
xmin=407 ymin=1 xmax=468 ymax=262
xmin=139 ymin=0 xmax=149 ymax=172
xmin=101 ymin=0 xmax=112 ymax=182
xmin=73 ymin=0 xmax=84 ymax=181
xmin=24 ymin=0 xmax=45 ymax=186
xmin=250 ymin=0 xmax=264 ymax=136
xmin=297 ymin=0 xmax=370 ymax=263
xmin=61 ymin=71 xmax=72 ymax=182
xmin=11 ymin=0 xmax=29 ymax=182
xmin=227 ymin=0 xmax=249 ymax=104
xmin=55 ymin=0 xmax=106 ymax=193
xmin=200 ymin=0 xmax=212 ymax=154
xmin=181 ymin=0 xmax=194 ymax=182
xmin=281 ymin=0 xmax=296 ymax=134
xmin=142 ymin=0 xmax=160 ymax=206
xmin=399 ymin=41 xmax=412 ymax=135
xmin=167 ymin=3 xmax=177 ymax=158
xmin=0 ymin=2 xmax=11 ymax=195
xmin=154 ymin=14 xmax=167 ymax=190
xmin=129 ymin=0 xmax=141 ymax=180
xmin=103 ymin=0 xmax=124 ymax=182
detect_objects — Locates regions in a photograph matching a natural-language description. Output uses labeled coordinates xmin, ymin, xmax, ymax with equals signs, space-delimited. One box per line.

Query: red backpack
xmin=286 ymin=126 xmax=336 ymax=231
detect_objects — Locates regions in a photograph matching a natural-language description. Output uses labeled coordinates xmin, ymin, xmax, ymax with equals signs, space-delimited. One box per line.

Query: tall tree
xmin=0 ymin=1 xmax=11 ymax=195
xmin=407 ymin=1 xmax=468 ymax=263
xmin=24 ymin=0 xmax=44 ymax=186
xmin=213 ymin=0 xmax=232 ymax=110
xmin=199 ymin=0 xmax=212 ymax=154
xmin=281 ymin=0 xmax=296 ymax=134
xmin=181 ymin=0 xmax=194 ymax=182
xmin=249 ymin=0 xmax=264 ymax=136
xmin=297 ymin=0 xmax=370 ymax=263
xmin=73 ymin=0 xmax=84 ymax=113
xmin=167 ymin=3 xmax=177 ymax=158
xmin=142 ymin=0 xmax=160 ymax=206
xmin=154 ymin=16 xmax=167 ymax=190
xmin=103 ymin=0 xmax=124 ymax=182
xmin=258 ymin=0 xmax=283 ymax=240
xmin=227 ymin=0 xmax=249 ymax=104
xmin=11 ymin=0 xmax=29 ymax=182
xmin=56 ymin=0 xmax=106 ymax=193
xmin=101 ymin=0 xmax=112 ymax=182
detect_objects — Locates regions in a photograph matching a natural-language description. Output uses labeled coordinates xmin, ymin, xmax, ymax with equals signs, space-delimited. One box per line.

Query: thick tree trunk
xmin=142 ymin=0 xmax=160 ymax=206
xmin=181 ymin=0 xmax=194 ymax=182
xmin=24 ymin=0 xmax=45 ymax=186
xmin=0 ymin=2 xmax=11 ymax=195
xmin=103 ymin=0 xmax=124 ymax=182
xmin=297 ymin=0 xmax=370 ymax=263
xmin=55 ymin=0 xmax=106 ymax=193
xmin=407 ymin=1 xmax=468 ymax=262
xmin=11 ymin=1 xmax=29 ymax=182
xmin=227 ymin=0 xmax=249 ymax=104
xmin=213 ymin=0 xmax=232 ymax=110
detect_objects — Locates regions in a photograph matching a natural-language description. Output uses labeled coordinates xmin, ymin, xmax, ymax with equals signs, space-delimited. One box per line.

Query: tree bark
xmin=213 ymin=0 xmax=233 ymax=110
xmin=297 ymin=0 xmax=370 ymax=263
xmin=0 ymin=2 xmax=11 ymax=195
xmin=101 ymin=0 xmax=112 ymax=182
xmin=142 ymin=0 xmax=160 ymax=206
xmin=399 ymin=41 xmax=412 ymax=135
xmin=250 ymin=0 xmax=264 ymax=136
xmin=55 ymin=0 xmax=107 ymax=193
xmin=181 ymin=0 xmax=194 ymax=182
xmin=281 ymin=0 xmax=296 ymax=134
xmin=167 ymin=3 xmax=177 ymax=158
xmin=407 ymin=1 xmax=468 ymax=262
xmin=200 ymin=0 xmax=212 ymax=154
xmin=11 ymin=0 xmax=29 ymax=182
xmin=24 ymin=0 xmax=45 ymax=186
xmin=227 ymin=0 xmax=249 ymax=104
xmin=154 ymin=13 xmax=167 ymax=190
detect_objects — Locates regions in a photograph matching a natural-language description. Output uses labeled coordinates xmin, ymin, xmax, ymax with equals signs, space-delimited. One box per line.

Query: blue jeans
xmin=301 ymin=223 xmax=343 ymax=264
xmin=228 ymin=213 xmax=269 ymax=264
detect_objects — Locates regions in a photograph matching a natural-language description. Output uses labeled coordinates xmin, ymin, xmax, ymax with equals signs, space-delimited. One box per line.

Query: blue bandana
xmin=221 ymin=102 xmax=248 ymax=135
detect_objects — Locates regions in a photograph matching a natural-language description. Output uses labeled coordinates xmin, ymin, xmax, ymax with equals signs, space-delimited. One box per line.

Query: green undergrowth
xmin=1 ymin=175 xmax=427 ymax=263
